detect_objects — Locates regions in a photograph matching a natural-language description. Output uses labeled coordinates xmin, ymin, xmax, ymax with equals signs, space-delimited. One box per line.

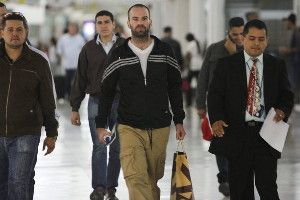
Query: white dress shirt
xmin=244 ymin=51 xmax=266 ymax=122
xmin=96 ymin=34 xmax=117 ymax=54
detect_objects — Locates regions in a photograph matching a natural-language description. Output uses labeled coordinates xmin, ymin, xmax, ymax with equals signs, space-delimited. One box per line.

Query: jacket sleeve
xmin=39 ymin=59 xmax=59 ymax=137
xmin=207 ymin=58 xmax=227 ymax=125
xmin=95 ymin=50 xmax=119 ymax=128
xmin=166 ymin=46 xmax=185 ymax=125
xmin=70 ymin=46 xmax=88 ymax=111
xmin=276 ymin=59 xmax=294 ymax=119
xmin=196 ymin=44 xmax=213 ymax=110
xmin=176 ymin=42 xmax=184 ymax=68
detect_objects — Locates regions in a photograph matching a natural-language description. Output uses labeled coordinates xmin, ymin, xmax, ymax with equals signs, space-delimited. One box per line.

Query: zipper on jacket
xmin=5 ymin=68 xmax=12 ymax=137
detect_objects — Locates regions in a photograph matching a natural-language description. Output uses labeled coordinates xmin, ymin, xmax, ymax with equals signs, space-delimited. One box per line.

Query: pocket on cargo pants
xmin=120 ymin=148 xmax=137 ymax=178
xmin=156 ymin=153 xmax=166 ymax=180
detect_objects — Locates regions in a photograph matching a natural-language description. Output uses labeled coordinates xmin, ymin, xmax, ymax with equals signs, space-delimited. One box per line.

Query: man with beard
xmin=196 ymin=17 xmax=244 ymax=197
xmin=0 ymin=12 xmax=58 ymax=200
xmin=96 ymin=4 xmax=186 ymax=200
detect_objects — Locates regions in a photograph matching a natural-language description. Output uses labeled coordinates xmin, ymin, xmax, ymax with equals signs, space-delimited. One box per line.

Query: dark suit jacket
xmin=207 ymin=52 xmax=294 ymax=159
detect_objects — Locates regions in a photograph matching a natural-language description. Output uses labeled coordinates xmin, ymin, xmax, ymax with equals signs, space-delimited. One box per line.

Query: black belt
xmin=245 ymin=120 xmax=263 ymax=127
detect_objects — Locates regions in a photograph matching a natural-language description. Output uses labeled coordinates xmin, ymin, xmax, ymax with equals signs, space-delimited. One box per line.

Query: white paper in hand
xmin=259 ymin=107 xmax=289 ymax=152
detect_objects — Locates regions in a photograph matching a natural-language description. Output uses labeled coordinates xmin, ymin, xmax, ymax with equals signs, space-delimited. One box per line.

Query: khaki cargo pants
xmin=118 ymin=124 xmax=170 ymax=200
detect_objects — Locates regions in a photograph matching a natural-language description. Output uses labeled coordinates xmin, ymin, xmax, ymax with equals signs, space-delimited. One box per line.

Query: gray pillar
xmin=150 ymin=1 xmax=163 ymax=37
xmin=158 ymin=0 xmax=189 ymax=51
xmin=294 ymin=0 xmax=300 ymax=26
xmin=189 ymin=0 xmax=206 ymax=43
xmin=206 ymin=0 xmax=225 ymax=45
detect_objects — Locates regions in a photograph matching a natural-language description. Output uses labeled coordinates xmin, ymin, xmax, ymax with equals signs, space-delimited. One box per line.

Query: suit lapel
xmin=263 ymin=54 xmax=272 ymax=112
xmin=233 ymin=52 xmax=247 ymax=104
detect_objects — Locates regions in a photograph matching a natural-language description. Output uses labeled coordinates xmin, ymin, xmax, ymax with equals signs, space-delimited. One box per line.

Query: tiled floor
xmin=33 ymin=98 xmax=300 ymax=200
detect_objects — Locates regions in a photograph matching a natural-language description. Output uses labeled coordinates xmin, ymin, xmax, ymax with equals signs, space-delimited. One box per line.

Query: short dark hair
xmin=163 ymin=26 xmax=172 ymax=33
xmin=0 ymin=2 xmax=6 ymax=8
xmin=229 ymin=17 xmax=244 ymax=28
xmin=1 ymin=12 xmax=28 ymax=30
xmin=95 ymin=10 xmax=114 ymax=22
xmin=287 ymin=13 xmax=296 ymax=24
xmin=243 ymin=19 xmax=267 ymax=36
xmin=185 ymin=33 xmax=195 ymax=42
xmin=128 ymin=4 xmax=150 ymax=20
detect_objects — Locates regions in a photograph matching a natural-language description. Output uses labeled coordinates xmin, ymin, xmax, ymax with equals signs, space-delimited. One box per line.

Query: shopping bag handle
xmin=177 ymin=140 xmax=185 ymax=153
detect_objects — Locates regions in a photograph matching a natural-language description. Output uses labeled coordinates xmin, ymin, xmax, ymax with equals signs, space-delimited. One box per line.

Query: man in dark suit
xmin=207 ymin=19 xmax=294 ymax=200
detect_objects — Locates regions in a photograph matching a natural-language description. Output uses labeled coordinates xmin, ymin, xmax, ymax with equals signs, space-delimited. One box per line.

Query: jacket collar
xmin=0 ymin=41 xmax=31 ymax=62
xmin=123 ymin=35 xmax=161 ymax=56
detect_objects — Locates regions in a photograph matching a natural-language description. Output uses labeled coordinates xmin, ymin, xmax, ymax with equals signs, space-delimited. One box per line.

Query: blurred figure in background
xmin=57 ymin=22 xmax=85 ymax=100
xmin=279 ymin=13 xmax=300 ymax=105
xmin=49 ymin=37 xmax=65 ymax=101
xmin=115 ymin=22 xmax=129 ymax=39
xmin=0 ymin=2 xmax=6 ymax=27
xmin=185 ymin=32 xmax=203 ymax=106
xmin=245 ymin=11 xmax=259 ymax=22
xmin=161 ymin=26 xmax=184 ymax=69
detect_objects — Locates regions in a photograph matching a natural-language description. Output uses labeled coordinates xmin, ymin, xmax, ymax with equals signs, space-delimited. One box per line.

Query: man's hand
xmin=224 ymin=35 xmax=237 ymax=55
xmin=197 ymin=108 xmax=206 ymax=119
xmin=97 ymin=128 xmax=112 ymax=144
xmin=175 ymin=124 xmax=186 ymax=140
xmin=211 ymin=120 xmax=228 ymax=137
xmin=273 ymin=109 xmax=285 ymax=123
xmin=71 ymin=111 xmax=81 ymax=126
xmin=43 ymin=136 xmax=57 ymax=156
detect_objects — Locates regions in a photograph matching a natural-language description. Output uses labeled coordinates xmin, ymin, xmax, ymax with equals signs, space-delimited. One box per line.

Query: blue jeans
xmin=0 ymin=134 xmax=40 ymax=200
xmin=216 ymin=155 xmax=228 ymax=183
xmin=88 ymin=96 xmax=120 ymax=190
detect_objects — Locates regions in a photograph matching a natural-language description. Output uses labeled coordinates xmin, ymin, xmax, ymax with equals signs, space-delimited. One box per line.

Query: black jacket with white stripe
xmin=95 ymin=36 xmax=185 ymax=129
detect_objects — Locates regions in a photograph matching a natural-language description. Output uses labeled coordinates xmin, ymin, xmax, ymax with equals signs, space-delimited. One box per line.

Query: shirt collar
xmin=96 ymin=34 xmax=117 ymax=45
xmin=244 ymin=50 xmax=263 ymax=64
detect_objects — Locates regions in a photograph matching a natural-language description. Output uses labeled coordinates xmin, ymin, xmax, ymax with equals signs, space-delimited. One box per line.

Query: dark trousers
xmin=54 ymin=76 xmax=65 ymax=99
xmin=186 ymin=70 xmax=200 ymax=106
xmin=65 ymin=69 xmax=76 ymax=99
xmin=228 ymin=125 xmax=279 ymax=200
xmin=216 ymin=155 xmax=228 ymax=183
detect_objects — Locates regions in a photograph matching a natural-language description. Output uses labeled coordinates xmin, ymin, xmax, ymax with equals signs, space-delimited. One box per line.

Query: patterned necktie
xmin=247 ymin=58 xmax=261 ymax=116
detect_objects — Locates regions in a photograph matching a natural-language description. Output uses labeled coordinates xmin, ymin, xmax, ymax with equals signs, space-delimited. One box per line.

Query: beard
xmin=7 ymin=43 xmax=23 ymax=49
xmin=6 ymin=37 xmax=26 ymax=49
xmin=130 ymin=25 xmax=150 ymax=39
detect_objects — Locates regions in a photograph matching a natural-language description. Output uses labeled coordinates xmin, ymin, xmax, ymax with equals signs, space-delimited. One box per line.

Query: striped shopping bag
xmin=170 ymin=141 xmax=195 ymax=200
